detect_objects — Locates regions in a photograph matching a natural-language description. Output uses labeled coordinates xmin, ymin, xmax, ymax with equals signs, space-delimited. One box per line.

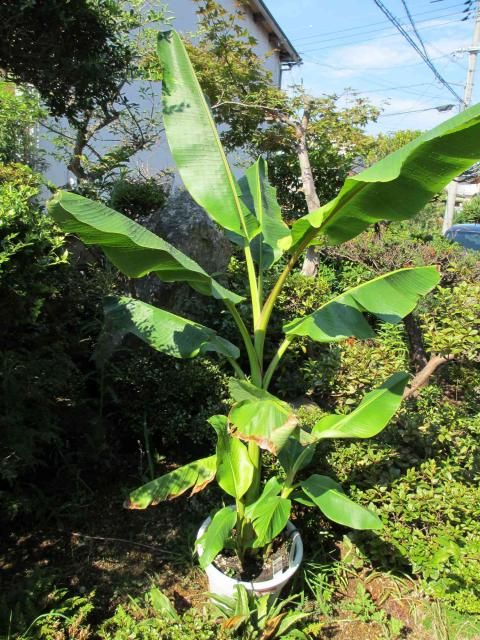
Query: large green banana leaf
xmin=48 ymin=191 xmax=242 ymax=304
xmin=158 ymin=30 xmax=259 ymax=241
xmin=208 ymin=415 xmax=254 ymax=499
xmin=300 ymin=475 xmax=382 ymax=530
xmin=278 ymin=437 xmax=316 ymax=485
xmin=284 ymin=266 xmax=439 ymax=342
xmin=244 ymin=478 xmax=291 ymax=548
xmin=291 ymin=103 xmax=480 ymax=248
xmin=197 ymin=506 xmax=236 ymax=569
xmin=239 ymin=158 xmax=292 ymax=268
xmin=312 ymin=372 xmax=408 ymax=439
xmin=126 ymin=455 xmax=217 ymax=509
xmin=101 ymin=296 xmax=239 ymax=360
xmin=229 ymin=379 xmax=297 ymax=454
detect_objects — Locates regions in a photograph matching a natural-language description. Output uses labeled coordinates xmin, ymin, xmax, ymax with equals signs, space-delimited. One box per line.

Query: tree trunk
xmin=403 ymin=313 xmax=428 ymax=371
xmin=403 ymin=354 xmax=453 ymax=399
xmin=297 ymin=127 xmax=321 ymax=277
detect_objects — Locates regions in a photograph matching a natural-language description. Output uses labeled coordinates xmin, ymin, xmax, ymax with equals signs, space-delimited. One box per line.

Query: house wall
xmin=457 ymin=182 xmax=480 ymax=198
xmin=40 ymin=0 xmax=282 ymax=189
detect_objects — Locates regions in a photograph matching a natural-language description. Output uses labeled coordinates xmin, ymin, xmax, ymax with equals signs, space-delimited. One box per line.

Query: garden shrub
xmin=109 ymin=174 xmax=169 ymax=221
xmin=419 ymin=282 xmax=480 ymax=359
xmin=99 ymin=588 xmax=231 ymax=640
xmin=455 ymin=195 xmax=480 ymax=224
xmin=0 ymin=164 xmax=66 ymax=326
xmin=105 ymin=346 xmax=230 ymax=454
xmin=0 ymin=84 xmax=45 ymax=166
xmin=308 ymin=384 xmax=480 ymax=615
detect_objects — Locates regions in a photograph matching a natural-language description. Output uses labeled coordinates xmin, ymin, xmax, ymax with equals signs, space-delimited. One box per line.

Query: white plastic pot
xmin=196 ymin=513 xmax=303 ymax=598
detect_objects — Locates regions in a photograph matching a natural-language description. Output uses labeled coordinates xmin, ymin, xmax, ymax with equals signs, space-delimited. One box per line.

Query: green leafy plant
xmin=48 ymin=30 xmax=480 ymax=579
xmin=99 ymin=585 xmax=228 ymax=640
xmin=454 ymin=194 xmax=480 ymax=224
xmin=109 ymin=173 xmax=168 ymax=221
xmin=212 ymin=585 xmax=309 ymax=639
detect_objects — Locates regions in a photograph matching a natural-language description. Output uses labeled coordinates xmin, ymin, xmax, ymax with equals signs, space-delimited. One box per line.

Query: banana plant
xmin=49 ymin=29 xmax=480 ymax=572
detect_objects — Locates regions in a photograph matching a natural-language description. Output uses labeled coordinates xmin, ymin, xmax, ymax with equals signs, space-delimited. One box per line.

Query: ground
xmin=3 ymin=469 xmax=479 ymax=640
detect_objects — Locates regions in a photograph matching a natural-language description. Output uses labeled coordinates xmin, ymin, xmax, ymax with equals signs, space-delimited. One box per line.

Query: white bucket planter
xmin=196 ymin=514 xmax=303 ymax=598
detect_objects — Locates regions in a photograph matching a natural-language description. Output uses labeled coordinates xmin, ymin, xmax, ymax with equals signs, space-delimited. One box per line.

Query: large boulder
xmin=135 ymin=188 xmax=233 ymax=318
xmin=153 ymin=188 xmax=232 ymax=275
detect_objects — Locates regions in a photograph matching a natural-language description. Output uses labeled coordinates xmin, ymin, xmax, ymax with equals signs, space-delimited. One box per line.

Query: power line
xmin=371 ymin=0 xmax=464 ymax=104
xmin=291 ymin=1 xmax=468 ymax=42
xmin=297 ymin=12 xmax=465 ymax=48
xmin=379 ymin=104 xmax=455 ymax=117
xmin=303 ymin=51 xmax=465 ymax=74
xmin=299 ymin=17 xmax=465 ymax=54
xmin=351 ymin=82 xmax=446 ymax=98
xmin=400 ymin=0 xmax=430 ymax=58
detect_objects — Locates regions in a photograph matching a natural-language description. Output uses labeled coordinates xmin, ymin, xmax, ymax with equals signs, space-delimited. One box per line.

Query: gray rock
xmin=153 ymin=188 xmax=232 ymax=274
xmin=135 ymin=188 xmax=233 ymax=318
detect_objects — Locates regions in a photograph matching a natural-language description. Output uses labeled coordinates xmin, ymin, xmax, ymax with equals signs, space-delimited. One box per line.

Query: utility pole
xmin=443 ymin=0 xmax=480 ymax=233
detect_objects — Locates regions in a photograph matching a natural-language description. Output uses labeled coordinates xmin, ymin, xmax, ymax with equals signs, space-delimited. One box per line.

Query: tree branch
xmin=211 ymin=100 xmax=295 ymax=127
xmin=403 ymin=354 xmax=455 ymax=399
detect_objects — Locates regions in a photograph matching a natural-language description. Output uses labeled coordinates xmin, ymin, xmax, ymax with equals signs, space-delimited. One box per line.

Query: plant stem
xmin=245 ymin=441 xmax=261 ymax=505
xmin=226 ymin=356 xmax=246 ymax=379
xmin=244 ymin=245 xmax=261 ymax=329
xmin=258 ymin=224 xmax=320 ymax=344
xmin=263 ymin=336 xmax=294 ymax=390
xmin=224 ymin=300 xmax=262 ymax=386
xmin=235 ymin=497 xmax=246 ymax=562
xmin=257 ymin=250 xmax=300 ymax=350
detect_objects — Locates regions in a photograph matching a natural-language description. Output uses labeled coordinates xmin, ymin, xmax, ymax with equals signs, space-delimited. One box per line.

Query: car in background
xmin=444 ymin=223 xmax=480 ymax=251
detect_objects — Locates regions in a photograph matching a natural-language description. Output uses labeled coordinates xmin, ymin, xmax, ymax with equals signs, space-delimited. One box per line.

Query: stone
xmin=135 ymin=188 xmax=233 ymax=318
xmin=153 ymin=188 xmax=232 ymax=275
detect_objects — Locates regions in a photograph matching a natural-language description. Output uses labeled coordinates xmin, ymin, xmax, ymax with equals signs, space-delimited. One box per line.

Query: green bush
xmin=0 ymin=84 xmax=45 ymax=166
xmin=99 ymin=587 xmax=230 ymax=640
xmin=109 ymin=175 xmax=168 ymax=221
xmin=311 ymin=384 xmax=480 ymax=615
xmin=455 ymin=195 xmax=480 ymax=224
xmin=0 ymin=164 xmax=67 ymax=325
xmin=419 ymin=282 xmax=480 ymax=359
xmin=105 ymin=346 xmax=230 ymax=454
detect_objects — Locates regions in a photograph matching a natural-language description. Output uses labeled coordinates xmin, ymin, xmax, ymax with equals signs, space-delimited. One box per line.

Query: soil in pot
xmin=213 ymin=531 xmax=292 ymax=582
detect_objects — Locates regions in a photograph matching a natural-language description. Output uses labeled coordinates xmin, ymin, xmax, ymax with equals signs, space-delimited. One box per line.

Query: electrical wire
xmin=400 ymin=0 xmax=430 ymax=58
xmin=303 ymin=52 xmax=463 ymax=74
xmin=299 ymin=17 xmax=465 ymax=54
xmin=371 ymin=0 xmax=464 ymax=104
xmin=378 ymin=105 xmax=454 ymax=117
xmin=291 ymin=1 xmax=468 ymax=42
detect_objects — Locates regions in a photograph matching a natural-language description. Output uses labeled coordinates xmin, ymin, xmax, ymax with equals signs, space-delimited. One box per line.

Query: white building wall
xmin=41 ymin=0 xmax=282 ymax=189
xmin=457 ymin=182 xmax=480 ymax=198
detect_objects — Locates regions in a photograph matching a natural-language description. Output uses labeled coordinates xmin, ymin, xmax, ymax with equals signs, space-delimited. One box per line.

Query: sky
xmin=267 ymin=0 xmax=478 ymax=134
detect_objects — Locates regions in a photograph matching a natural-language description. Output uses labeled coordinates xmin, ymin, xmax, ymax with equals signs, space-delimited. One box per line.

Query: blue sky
xmin=267 ymin=0 xmax=477 ymax=134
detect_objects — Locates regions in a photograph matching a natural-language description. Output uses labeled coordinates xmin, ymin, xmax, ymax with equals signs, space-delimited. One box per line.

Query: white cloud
xmin=320 ymin=40 xmax=417 ymax=77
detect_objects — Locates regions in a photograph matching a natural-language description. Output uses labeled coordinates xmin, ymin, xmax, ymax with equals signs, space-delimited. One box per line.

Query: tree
xmin=0 ymin=1 xmax=167 ymax=192
xmin=0 ymin=83 xmax=45 ymax=167
xmin=0 ymin=0 xmax=134 ymax=120
xmin=365 ymin=129 xmax=421 ymax=165
xmin=37 ymin=2 xmax=167 ymax=193
xmin=184 ymin=0 xmax=286 ymax=152
xmin=185 ymin=1 xmax=378 ymax=275
xmin=259 ymin=91 xmax=378 ymax=218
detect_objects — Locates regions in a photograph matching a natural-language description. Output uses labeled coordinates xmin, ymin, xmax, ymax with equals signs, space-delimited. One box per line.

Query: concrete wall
xmin=40 ymin=0 xmax=281 ymax=189
xmin=457 ymin=182 xmax=480 ymax=198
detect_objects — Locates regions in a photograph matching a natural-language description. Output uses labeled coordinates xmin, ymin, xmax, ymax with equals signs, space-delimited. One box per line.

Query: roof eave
xmin=247 ymin=0 xmax=302 ymax=65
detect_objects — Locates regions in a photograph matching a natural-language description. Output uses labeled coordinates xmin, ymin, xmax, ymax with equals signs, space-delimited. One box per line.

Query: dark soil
xmin=213 ymin=531 xmax=293 ymax=582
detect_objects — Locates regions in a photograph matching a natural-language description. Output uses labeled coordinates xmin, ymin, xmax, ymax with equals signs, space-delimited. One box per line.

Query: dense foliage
xmin=0 ymin=0 xmax=134 ymax=119
xmin=187 ymin=0 xmax=378 ymax=216
xmin=1 ymin=2 xmax=480 ymax=637
xmin=0 ymin=84 xmax=45 ymax=166
xmin=455 ymin=194 xmax=480 ymax=224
